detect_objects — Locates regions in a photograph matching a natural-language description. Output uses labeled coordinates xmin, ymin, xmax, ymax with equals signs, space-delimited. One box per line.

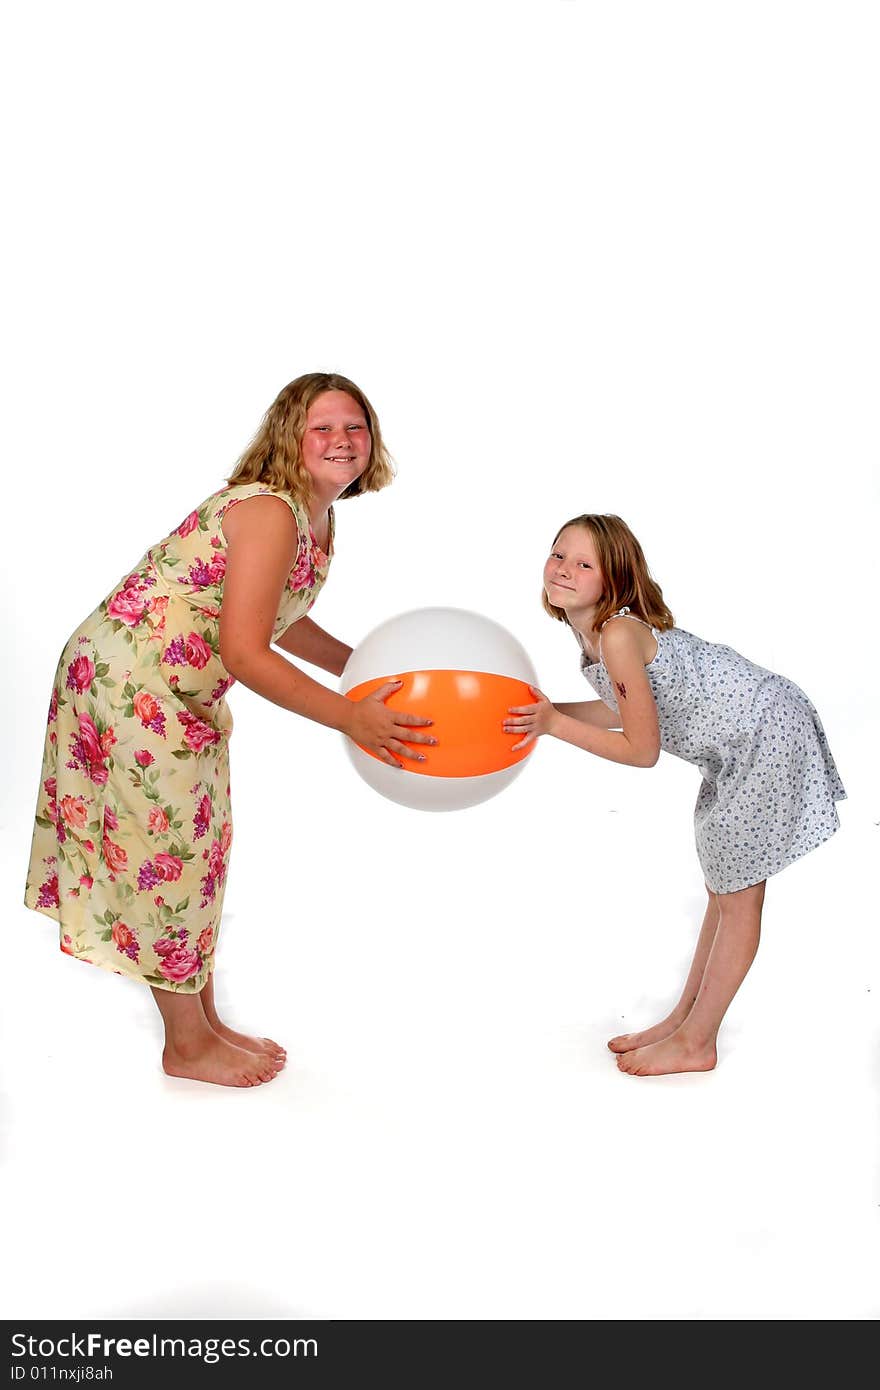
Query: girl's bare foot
xmin=208 ymin=1018 xmax=286 ymax=1062
xmin=608 ymin=1013 xmax=686 ymax=1053
xmin=615 ymin=1028 xmax=717 ymax=1076
xmin=162 ymin=1033 xmax=284 ymax=1087
xmin=197 ymin=976 xmax=286 ymax=1061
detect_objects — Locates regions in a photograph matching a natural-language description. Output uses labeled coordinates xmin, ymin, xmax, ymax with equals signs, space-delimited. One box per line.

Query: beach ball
xmin=340 ymin=607 xmax=539 ymax=811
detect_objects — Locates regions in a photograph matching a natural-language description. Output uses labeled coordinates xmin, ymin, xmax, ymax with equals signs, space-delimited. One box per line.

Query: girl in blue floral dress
xmin=26 ymin=373 xmax=434 ymax=1088
xmin=505 ymin=513 xmax=845 ymax=1077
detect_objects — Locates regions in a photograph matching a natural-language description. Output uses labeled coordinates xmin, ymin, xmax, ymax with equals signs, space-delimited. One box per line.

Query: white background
xmin=2 ymin=0 xmax=878 ymax=1320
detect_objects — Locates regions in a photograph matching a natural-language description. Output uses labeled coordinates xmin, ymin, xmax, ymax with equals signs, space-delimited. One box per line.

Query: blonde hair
xmin=227 ymin=372 xmax=394 ymax=502
xmin=542 ymin=514 xmax=675 ymax=631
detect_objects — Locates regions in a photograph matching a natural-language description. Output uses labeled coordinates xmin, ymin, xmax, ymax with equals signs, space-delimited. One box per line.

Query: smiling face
xmin=543 ymin=525 xmax=605 ymax=623
xmin=300 ymin=390 xmax=371 ymax=500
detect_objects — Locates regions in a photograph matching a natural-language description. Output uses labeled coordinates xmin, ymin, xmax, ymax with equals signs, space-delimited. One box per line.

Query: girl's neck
xmin=570 ymin=608 xmax=601 ymax=648
xmin=308 ymin=476 xmax=348 ymax=525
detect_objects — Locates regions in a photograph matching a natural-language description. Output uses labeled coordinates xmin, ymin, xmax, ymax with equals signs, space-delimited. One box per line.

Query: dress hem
xmin=24 ymin=896 xmax=212 ymax=995
xmin=700 ymin=814 xmax=842 ymax=896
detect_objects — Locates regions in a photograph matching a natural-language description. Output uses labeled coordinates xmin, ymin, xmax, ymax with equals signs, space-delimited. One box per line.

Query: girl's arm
xmin=504 ymin=621 xmax=660 ymax=767
xmin=553 ymin=699 xmax=621 ymax=729
xmin=274 ymin=616 xmax=352 ymax=678
xmin=219 ymin=496 xmax=434 ymax=766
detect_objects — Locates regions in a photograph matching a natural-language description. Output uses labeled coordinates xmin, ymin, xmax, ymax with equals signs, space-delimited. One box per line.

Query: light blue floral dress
xmin=580 ymin=610 xmax=846 ymax=894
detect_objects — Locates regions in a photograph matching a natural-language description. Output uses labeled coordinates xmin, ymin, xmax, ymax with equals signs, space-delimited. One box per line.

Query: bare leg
xmin=608 ymin=889 xmax=721 ymax=1052
xmin=617 ymin=880 xmax=765 ymax=1076
xmin=153 ymin=984 xmax=284 ymax=1087
xmin=199 ymin=972 xmax=286 ymax=1060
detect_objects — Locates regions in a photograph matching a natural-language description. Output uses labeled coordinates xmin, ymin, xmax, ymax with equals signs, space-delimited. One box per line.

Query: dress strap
xmin=600 ymin=606 xmax=657 ymax=632
xmin=598 ymin=607 xmax=661 ymax=665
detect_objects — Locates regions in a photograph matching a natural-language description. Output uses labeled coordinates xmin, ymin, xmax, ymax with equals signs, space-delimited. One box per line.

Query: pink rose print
xmin=184 ymin=632 xmax=211 ymax=669
xmin=112 ymin=921 xmax=133 ymax=950
xmin=134 ymin=749 xmax=154 ymax=768
xmin=289 ymin=545 xmax=316 ymax=593
xmin=107 ymin=581 xmax=148 ymax=627
xmin=100 ymin=727 xmax=117 ymax=755
xmin=176 ymin=510 xmax=199 ymax=537
xmin=193 ymin=792 xmax=211 ymax=840
xmin=132 ymin=690 xmax=166 ymax=738
xmin=197 ymin=926 xmax=214 ymax=955
xmin=66 ymin=712 xmax=109 ymax=786
xmin=59 ymin=795 xmax=89 ymax=828
xmin=146 ymin=594 xmax=169 ymax=628
xmin=200 ymin=823 xmax=231 ymax=906
xmin=79 ymin=874 xmax=94 ymax=889
xmin=154 ymin=937 xmax=201 ymax=983
xmin=112 ymin=920 xmax=140 ymax=963
xmin=103 ymin=836 xmax=128 ymax=874
xmin=133 ymin=690 xmax=158 ymax=722
xmin=103 ymin=805 xmax=119 ymax=832
xmin=154 ymin=852 xmax=183 ymax=882
xmin=66 ymin=654 xmax=95 ymax=694
xmin=77 ymin=712 xmax=102 ymax=764
xmin=48 ymin=688 xmax=59 ymax=725
xmin=147 ymin=806 xmax=169 ymax=834
xmin=204 ymin=675 xmax=234 ymax=708
xmin=162 ymin=631 xmax=211 ymax=669
xmin=61 ymin=934 xmax=75 ymax=956
xmin=177 ymin=709 xmax=222 ymax=753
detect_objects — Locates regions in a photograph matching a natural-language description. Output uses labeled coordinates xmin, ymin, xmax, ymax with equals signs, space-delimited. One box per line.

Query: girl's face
xmin=544 ymin=525 xmax=605 ymax=620
xmin=300 ymin=390 xmax=371 ymax=497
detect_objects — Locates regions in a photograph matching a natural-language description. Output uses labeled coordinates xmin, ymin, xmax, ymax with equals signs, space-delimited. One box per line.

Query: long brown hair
xmin=227 ymin=372 xmax=394 ymax=503
xmin=542 ymin=514 xmax=675 ymax=631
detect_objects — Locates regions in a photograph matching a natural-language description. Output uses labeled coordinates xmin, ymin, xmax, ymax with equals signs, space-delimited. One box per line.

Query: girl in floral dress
xmin=504 ymin=514 xmax=845 ymax=1077
xmin=25 ymin=373 xmax=434 ymax=1088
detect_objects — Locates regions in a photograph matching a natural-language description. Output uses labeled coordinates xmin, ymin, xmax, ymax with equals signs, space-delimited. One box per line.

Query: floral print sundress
xmin=25 ymin=482 xmax=333 ymax=993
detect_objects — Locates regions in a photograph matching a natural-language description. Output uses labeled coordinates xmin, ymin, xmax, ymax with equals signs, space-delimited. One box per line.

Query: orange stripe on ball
xmin=345 ymin=670 xmax=536 ymax=778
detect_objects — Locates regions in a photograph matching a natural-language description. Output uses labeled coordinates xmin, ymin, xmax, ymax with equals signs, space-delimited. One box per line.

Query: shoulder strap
xmin=599 ymin=607 xmax=660 ymax=662
xmin=601 ymin=607 xmax=660 ymax=632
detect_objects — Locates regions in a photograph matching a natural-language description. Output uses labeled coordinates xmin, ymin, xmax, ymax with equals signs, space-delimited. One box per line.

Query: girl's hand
xmin=346 ymin=681 xmax=437 ymax=768
xmin=503 ymin=686 xmax=558 ymax=750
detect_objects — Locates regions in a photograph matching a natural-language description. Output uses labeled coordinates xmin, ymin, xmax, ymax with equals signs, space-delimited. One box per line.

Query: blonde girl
xmin=26 ymin=373 xmax=434 ymax=1088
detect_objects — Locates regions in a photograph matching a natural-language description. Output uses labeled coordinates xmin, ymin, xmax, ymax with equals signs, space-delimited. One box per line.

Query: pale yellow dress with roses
xmin=25 ymin=483 xmax=333 ymax=993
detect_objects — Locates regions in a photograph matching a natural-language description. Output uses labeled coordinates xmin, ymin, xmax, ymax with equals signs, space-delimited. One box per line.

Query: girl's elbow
xmin=219 ymin=642 xmax=258 ymax=681
xmin=635 ymin=744 xmax=661 ymax=768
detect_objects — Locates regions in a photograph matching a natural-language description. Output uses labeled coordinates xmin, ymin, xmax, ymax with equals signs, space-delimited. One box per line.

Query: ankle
xmin=674 ymin=1021 xmax=717 ymax=1052
xmin=163 ymin=1019 xmax=216 ymax=1058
